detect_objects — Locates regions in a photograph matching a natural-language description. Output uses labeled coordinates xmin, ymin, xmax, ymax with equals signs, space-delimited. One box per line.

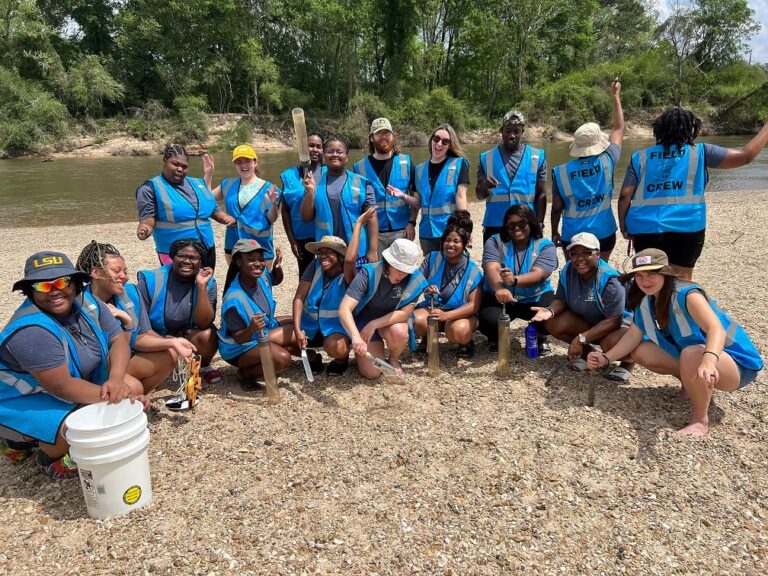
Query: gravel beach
xmin=0 ymin=194 xmax=766 ymax=575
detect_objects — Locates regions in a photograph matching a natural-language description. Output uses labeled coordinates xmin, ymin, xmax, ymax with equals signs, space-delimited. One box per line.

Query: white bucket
xmin=65 ymin=400 xmax=153 ymax=519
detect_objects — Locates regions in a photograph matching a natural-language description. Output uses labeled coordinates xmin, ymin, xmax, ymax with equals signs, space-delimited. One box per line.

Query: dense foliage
xmin=0 ymin=0 xmax=766 ymax=154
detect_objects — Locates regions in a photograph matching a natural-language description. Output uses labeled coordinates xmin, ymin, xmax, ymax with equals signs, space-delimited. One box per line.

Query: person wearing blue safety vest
xmin=219 ymin=240 xmax=292 ymax=391
xmin=340 ymin=238 xmax=428 ymax=379
xmin=136 ymin=239 xmax=221 ymax=385
xmin=414 ymin=124 xmax=470 ymax=255
xmin=280 ymin=132 xmax=324 ymax=276
xmin=618 ymin=108 xmax=768 ymax=280
xmin=353 ymin=118 xmax=420 ymax=257
xmin=135 ymin=144 xmax=235 ymax=270
xmin=300 ymin=135 xmax=379 ymax=266
xmin=479 ymin=204 xmax=558 ymax=354
xmin=476 ymin=111 xmax=547 ymax=243
xmin=530 ymin=232 xmax=633 ymax=381
xmin=0 ymin=252 xmax=145 ymax=480
xmin=551 ymin=79 xmax=624 ymax=260
xmin=76 ymin=241 xmax=197 ymax=395
xmin=588 ymin=249 xmax=763 ymax=437
xmin=289 ymin=208 xmax=373 ymax=376
xmin=412 ymin=210 xmax=483 ymax=359
xmin=207 ymin=144 xmax=280 ymax=267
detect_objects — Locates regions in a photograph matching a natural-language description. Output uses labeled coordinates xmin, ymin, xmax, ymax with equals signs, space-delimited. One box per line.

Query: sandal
xmin=569 ymin=358 xmax=588 ymax=372
xmin=604 ymin=365 xmax=632 ymax=382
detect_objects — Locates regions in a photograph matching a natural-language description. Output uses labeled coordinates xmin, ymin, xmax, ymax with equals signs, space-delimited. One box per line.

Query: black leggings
xmin=478 ymin=291 xmax=555 ymax=342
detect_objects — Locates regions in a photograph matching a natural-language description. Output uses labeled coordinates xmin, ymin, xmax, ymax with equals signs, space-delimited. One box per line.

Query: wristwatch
xmin=578 ymin=333 xmax=587 ymax=345
xmin=408 ymin=220 xmax=417 ymax=226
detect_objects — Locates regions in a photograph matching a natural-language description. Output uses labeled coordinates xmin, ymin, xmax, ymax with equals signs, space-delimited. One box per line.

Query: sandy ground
xmin=0 ymin=195 xmax=766 ymax=575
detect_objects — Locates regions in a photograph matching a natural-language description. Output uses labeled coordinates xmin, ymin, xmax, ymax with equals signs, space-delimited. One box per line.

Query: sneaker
xmin=538 ymin=338 xmax=552 ymax=357
xmin=36 ymin=452 xmax=78 ymax=480
xmin=201 ymin=367 xmax=222 ymax=385
xmin=237 ymin=370 xmax=262 ymax=392
xmin=488 ymin=341 xmax=498 ymax=353
xmin=326 ymin=358 xmax=349 ymax=375
xmin=0 ymin=438 xmax=38 ymax=464
xmin=309 ymin=353 xmax=324 ymax=374
xmin=456 ymin=341 xmax=475 ymax=359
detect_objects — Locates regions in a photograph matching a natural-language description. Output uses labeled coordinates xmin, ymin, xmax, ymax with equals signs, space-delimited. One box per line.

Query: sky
xmin=654 ymin=0 xmax=768 ymax=64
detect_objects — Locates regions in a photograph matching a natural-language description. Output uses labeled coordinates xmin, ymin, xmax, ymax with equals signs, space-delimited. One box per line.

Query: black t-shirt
xmin=428 ymin=158 xmax=470 ymax=190
xmin=366 ymin=155 xmax=418 ymax=192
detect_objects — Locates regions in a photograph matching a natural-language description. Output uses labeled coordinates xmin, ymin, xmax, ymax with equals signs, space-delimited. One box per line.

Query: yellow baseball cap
xmin=232 ymin=144 xmax=257 ymax=161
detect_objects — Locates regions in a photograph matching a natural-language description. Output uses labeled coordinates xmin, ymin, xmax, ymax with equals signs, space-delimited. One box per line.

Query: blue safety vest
xmin=479 ymin=145 xmax=543 ymax=227
xmin=218 ymin=273 xmax=279 ymax=361
xmin=222 ymin=177 xmax=276 ymax=259
xmin=0 ymin=293 xmax=109 ymax=402
xmin=553 ymin=153 xmax=617 ymax=240
xmin=484 ymin=235 xmax=554 ymax=303
xmin=85 ymin=284 xmax=143 ymax=349
xmin=280 ymin=166 xmax=316 ymax=240
xmin=137 ymin=265 xmax=215 ymax=336
xmin=353 ymin=262 xmax=428 ymax=315
xmin=559 ymin=259 xmax=623 ymax=318
xmin=633 ymin=281 xmax=762 ymax=370
xmin=353 ymin=154 xmax=412 ymax=232
xmin=415 ymin=157 xmax=466 ymax=239
xmin=626 ymin=143 xmax=707 ymax=234
xmin=314 ymin=168 xmax=368 ymax=257
xmin=148 ymin=175 xmax=217 ymax=253
xmin=416 ymin=252 xmax=484 ymax=311
xmin=301 ymin=264 xmax=348 ymax=339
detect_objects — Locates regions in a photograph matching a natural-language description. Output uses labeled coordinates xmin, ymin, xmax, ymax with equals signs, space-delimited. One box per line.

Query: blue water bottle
xmin=525 ymin=323 xmax=539 ymax=359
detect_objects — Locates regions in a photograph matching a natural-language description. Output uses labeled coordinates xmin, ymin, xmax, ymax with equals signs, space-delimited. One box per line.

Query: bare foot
xmin=389 ymin=358 xmax=405 ymax=378
xmin=676 ymin=422 xmax=709 ymax=437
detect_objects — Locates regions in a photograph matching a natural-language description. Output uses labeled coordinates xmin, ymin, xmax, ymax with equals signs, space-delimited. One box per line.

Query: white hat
xmin=382 ymin=239 xmax=422 ymax=274
xmin=566 ymin=232 xmax=600 ymax=252
xmin=569 ymin=122 xmax=610 ymax=157
xmin=370 ymin=117 xmax=393 ymax=134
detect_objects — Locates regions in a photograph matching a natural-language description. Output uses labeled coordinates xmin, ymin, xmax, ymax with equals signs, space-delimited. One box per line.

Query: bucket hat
xmin=570 ymin=122 xmax=610 ymax=157
xmin=382 ymin=239 xmax=422 ymax=274
xmin=13 ymin=252 xmax=91 ymax=291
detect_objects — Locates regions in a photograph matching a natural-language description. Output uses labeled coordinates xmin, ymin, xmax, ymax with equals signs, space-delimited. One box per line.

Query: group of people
xmin=2 ymin=79 xmax=767 ymax=482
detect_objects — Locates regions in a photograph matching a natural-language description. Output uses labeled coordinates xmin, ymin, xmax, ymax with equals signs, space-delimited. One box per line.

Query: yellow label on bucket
xmin=123 ymin=485 xmax=142 ymax=505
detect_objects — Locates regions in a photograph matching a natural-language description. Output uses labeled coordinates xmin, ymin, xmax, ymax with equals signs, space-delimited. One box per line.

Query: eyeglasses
xmin=174 ymin=254 xmax=201 ymax=263
xmin=431 ymin=135 xmax=451 ymax=146
xmin=31 ymin=276 xmax=71 ymax=293
xmin=505 ymin=221 xmax=529 ymax=231
xmin=569 ymin=250 xmax=599 ymax=260
xmin=316 ymin=248 xmax=335 ymax=256
xmin=324 ymin=148 xmax=347 ymax=156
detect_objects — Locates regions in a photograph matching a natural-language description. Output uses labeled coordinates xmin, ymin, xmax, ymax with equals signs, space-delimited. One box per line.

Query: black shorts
xmin=632 ymin=229 xmax=706 ymax=268
xmin=562 ymin=232 xmax=616 ymax=254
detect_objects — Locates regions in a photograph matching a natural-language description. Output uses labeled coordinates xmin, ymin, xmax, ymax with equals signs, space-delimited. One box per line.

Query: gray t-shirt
xmin=482 ymin=237 xmax=558 ymax=276
xmin=555 ymin=266 xmax=626 ymax=325
xmin=137 ymin=272 xmax=217 ymax=334
xmin=300 ymin=259 xmax=341 ymax=288
xmin=346 ymin=266 xmax=406 ymax=324
xmin=0 ymin=298 xmax=123 ymax=379
xmin=552 ymin=143 xmax=620 ymax=198
xmin=622 ymin=143 xmax=728 ymax=187
xmin=324 ymin=173 xmax=377 ymax=241
xmin=223 ymin=277 xmax=272 ymax=334
xmin=419 ymin=252 xmax=469 ymax=303
xmin=107 ymin=293 xmax=152 ymax=335
xmin=136 ymin=176 xmax=221 ymax=220
xmin=477 ymin=144 xmax=548 ymax=183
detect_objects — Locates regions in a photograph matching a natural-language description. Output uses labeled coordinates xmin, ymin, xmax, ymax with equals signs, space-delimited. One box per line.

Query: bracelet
xmin=600 ymin=352 xmax=611 ymax=364
xmin=545 ymin=306 xmax=555 ymax=319
xmin=408 ymin=220 xmax=417 ymax=226
xmin=512 ymin=276 xmax=519 ymax=287
xmin=703 ymin=350 xmax=720 ymax=361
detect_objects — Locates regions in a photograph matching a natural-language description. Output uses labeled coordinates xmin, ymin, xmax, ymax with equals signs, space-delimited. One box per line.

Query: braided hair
xmin=652 ymin=108 xmax=702 ymax=150
xmin=163 ymin=144 xmax=188 ymax=161
xmin=76 ymin=240 xmax=122 ymax=274
xmin=168 ymin=238 xmax=207 ymax=260
xmin=441 ymin=209 xmax=473 ymax=247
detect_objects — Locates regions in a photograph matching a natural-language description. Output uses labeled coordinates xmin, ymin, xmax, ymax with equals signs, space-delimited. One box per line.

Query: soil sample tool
xmin=427 ymin=296 xmax=440 ymax=377
xmin=292 ymin=108 xmax=310 ymax=166
xmin=497 ymin=303 xmax=510 ymax=377
xmin=259 ymin=329 xmax=280 ymax=404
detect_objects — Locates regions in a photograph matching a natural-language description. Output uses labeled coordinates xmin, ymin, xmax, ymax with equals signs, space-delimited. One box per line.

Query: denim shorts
xmin=738 ymin=365 xmax=760 ymax=389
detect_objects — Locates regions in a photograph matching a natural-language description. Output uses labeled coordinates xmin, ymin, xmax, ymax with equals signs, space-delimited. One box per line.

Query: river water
xmin=0 ymin=137 xmax=765 ymax=228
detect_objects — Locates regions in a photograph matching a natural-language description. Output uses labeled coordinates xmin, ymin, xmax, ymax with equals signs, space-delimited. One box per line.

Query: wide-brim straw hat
xmin=306 ymin=236 xmax=347 ymax=257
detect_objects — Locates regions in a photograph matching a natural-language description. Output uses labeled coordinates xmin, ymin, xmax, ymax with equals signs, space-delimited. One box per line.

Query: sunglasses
xmin=31 ymin=276 xmax=72 ymax=293
xmin=505 ymin=221 xmax=529 ymax=231
xmin=431 ymin=135 xmax=451 ymax=146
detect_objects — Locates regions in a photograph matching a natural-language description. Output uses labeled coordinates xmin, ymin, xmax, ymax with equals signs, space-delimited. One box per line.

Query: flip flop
xmin=604 ymin=365 xmax=632 ymax=382
xmin=569 ymin=358 xmax=588 ymax=372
